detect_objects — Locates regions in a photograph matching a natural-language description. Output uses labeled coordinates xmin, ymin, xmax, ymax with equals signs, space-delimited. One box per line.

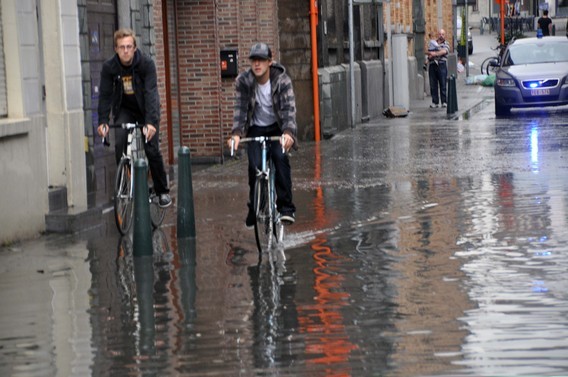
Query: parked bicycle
xmin=480 ymin=43 xmax=507 ymax=75
xmin=103 ymin=123 xmax=166 ymax=235
xmin=231 ymin=136 xmax=285 ymax=253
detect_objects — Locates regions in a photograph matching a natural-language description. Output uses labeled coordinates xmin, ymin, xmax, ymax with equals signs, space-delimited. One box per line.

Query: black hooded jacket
xmin=97 ymin=49 xmax=160 ymax=128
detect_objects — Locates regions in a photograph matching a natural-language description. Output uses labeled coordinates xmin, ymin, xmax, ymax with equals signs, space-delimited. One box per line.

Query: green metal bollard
xmin=177 ymin=146 xmax=196 ymax=238
xmin=447 ymin=74 xmax=458 ymax=115
xmin=446 ymin=75 xmax=453 ymax=114
xmin=133 ymin=159 xmax=153 ymax=256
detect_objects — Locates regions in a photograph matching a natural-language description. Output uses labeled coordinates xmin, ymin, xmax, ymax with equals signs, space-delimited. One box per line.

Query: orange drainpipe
xmin=309 ymin=0 xmax=321 ymax=142
xmin=499 ymin=0 xmax=505 ymax=45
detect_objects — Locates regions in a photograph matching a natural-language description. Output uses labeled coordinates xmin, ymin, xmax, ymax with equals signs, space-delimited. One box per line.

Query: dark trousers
xmin=114 ymin=111 xmax=169 ymax=195
xmin=246 ymin=125 xmax=295 ymax=215
xmin=429 ymin=61 xmax=448 ymax=105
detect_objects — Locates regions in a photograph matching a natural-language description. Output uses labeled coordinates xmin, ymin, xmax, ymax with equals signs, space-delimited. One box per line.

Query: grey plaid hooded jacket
xmin=231 ymin=62 xmax=297 ymax=145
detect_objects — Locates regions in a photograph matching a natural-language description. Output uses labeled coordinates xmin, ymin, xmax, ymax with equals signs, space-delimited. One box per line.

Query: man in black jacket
xmin=97 ymin=28 xmax=171 ymax=207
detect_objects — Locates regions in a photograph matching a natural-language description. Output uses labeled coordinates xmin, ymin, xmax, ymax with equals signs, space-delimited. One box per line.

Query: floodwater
xmin=2 ymin=106 xmax=568 ymax=376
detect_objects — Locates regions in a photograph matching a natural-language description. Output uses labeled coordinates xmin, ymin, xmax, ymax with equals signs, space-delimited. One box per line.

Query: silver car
xmin=494 ymin=36 xmax=568 ymax=116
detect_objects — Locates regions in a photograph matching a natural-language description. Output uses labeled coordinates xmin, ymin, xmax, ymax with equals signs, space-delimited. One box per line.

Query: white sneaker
xmin=280 ymin=213 xmax=295 ymax=225
xmin=441 ymin=103 xmax=448 ymax=108
xmin=430 ymin=103 xmax=439 ymax=108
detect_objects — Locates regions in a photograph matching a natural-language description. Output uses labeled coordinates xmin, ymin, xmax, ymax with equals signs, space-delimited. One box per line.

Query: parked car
xmin=456 ymin=18 xmax=473 ymax=54
xmin=494 ymin=36 xmax=568 ymax=116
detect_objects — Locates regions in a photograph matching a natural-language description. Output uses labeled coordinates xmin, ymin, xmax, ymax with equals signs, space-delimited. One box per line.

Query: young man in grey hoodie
xmin=228 ymin=43 xmax=297 ymax=227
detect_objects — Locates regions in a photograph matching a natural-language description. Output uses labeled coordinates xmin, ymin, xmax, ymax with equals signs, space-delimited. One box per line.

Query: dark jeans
xmin=114 ymin=111 xmax=169 ymax=195
xmin=429 ymin=61 xmax=448 ymax=105
xmin=246 ymin=125 xmax=295 ymax=215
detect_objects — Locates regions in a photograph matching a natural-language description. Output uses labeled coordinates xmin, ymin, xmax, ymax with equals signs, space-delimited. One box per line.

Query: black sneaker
xmin=245 ymin=210 xmax=255 ymax=229
xmin=280 ymin=212 xmax=295 ymax=225
xmin=159 ymin=193 xmax=172 ymax=208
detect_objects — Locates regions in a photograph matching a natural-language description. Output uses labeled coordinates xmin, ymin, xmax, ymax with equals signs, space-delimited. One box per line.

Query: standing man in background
xmin=537 ymin=10 xmax=553 ymax=36
xmin=427 ymin=29 xmax=450 ymax=109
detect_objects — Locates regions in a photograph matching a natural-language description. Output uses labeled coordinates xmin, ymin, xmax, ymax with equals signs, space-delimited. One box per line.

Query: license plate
xmin=531 ymin=88 xmax=550 ymax=96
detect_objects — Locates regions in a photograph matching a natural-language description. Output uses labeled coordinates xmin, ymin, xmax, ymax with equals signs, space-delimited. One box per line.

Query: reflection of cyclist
xmin=227 ymin=43 xmax=297 ymax=227
xmin=97 ymin=28 xmax=171 ymax=208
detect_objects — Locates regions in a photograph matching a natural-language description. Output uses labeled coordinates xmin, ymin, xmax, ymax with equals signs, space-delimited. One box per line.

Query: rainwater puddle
xmin=2 ymin=118 xmax=568 ymax=376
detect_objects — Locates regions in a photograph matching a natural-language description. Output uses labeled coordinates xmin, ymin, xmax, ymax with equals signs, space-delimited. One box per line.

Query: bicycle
xmin=102 ymin=123 xmax=166 ymax=235
xmin=480 ymin=44 xmax=507 ymax=75
xmin=231 ymin=136 xmax=285 ymax=253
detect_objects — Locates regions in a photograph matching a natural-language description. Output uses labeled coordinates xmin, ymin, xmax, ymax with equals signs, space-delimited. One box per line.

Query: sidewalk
xmin=409 ymin=29 xmax=502 ymax=119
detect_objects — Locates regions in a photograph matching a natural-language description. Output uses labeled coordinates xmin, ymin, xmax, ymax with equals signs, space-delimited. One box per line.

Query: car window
xmin=506 ymin=42 xmax=568 ymax=65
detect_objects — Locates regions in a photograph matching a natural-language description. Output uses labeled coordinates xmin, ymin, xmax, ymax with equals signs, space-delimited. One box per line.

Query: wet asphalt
xmin=2 ymin=30 xmax=568 ymax=376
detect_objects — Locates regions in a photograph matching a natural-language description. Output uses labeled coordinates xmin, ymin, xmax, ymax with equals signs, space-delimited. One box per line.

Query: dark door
xmin=87 ymin=0 xmax=117 ymax=207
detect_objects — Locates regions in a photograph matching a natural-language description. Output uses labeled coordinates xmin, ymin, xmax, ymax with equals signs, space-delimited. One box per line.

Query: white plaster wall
xmin=0 ymin=117 xmax=49 ymax=243
xmin=42 ymin=0 xmax=87 ymax=207
xmin=0 ymin=0 xmax=88 ymax=243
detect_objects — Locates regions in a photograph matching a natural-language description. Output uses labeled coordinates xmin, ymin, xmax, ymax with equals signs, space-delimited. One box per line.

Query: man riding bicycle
xmin=227 ymin=42 xmax=297 ymax=227
xmin=97 ymin=28 xmax=171 ymax=208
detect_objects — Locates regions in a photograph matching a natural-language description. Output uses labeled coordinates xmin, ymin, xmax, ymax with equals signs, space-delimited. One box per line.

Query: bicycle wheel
xmin=481 ymin=57 xmax=498 ymax=75
xmin=485 ymin=59 xmax=500 ymax=75
xmin=254 ymin=176 xmax=273 ymax=253
xmin=114 ymin=158 xmax=134 ymax=235
xmin=149 ymin=191 xmax=166 ymax=229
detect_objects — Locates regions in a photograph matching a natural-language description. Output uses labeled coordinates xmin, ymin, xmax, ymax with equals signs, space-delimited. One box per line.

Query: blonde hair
xmin=114 ymin=28 xmax=137 ymax=48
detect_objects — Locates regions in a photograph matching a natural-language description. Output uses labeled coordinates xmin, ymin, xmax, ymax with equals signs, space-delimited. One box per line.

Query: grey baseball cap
xmin=249 ymin=43 xmax=272 ymax=60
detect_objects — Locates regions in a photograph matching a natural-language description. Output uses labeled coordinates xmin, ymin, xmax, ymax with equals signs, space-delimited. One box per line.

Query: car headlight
xmin=496 ymin=78 xmax=516 ymax=87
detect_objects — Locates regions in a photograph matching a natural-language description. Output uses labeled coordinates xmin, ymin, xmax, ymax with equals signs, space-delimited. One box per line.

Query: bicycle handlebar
xmin=101 ymin=123 xmax=147 ymax=147
xmin=230 ymin=135 xmax=284 ymax=157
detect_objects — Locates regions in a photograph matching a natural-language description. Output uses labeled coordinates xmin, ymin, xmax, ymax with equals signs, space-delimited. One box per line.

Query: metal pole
xmin=348 ymin=0 xmax=356 ymax=127
xmin=465 ymin=1 xmax=470 ymax=77
xmin=177 ymin=146 xmax=196 ymax=238
xmin=386 ymin=0 xmax=393 ymax=107
xmin=133 ymin=159 xmax=153 ymax=257
xmin=309 ymin=0 xmax=321 ymax=141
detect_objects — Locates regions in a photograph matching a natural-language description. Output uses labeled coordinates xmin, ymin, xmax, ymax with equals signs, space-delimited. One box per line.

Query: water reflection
xmin=301 ymin=236 xmax=356 ymax=372
xmin=86 ymin=228 xmax=199 ymax=375
xmin=248 ymin=250 xmax=297 ymax=369
xmin=456 ymin=167 xmax=568 ymax=375
xmin=531 ymin=124 xmax=539 ymax=173
xmin=5 ymin=114 xmax=568 ymax=375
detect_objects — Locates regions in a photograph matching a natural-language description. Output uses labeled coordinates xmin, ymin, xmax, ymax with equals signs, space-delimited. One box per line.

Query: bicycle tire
xmin=254 ymin=176 xmax=273 ymax=253
xmin=481 ymin=56 xmax=498 ymax=75
xmin=114 ymin=158 xmax=134 ymax=235
xmin=149 ymin=191 xmax=166 ymax=229
xmin=485 ymin=59 xmax=500 ymax=75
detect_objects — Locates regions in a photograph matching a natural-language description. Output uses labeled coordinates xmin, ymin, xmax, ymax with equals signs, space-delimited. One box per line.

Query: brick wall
xmin=152 ymin=0 xmax=455 ymax=159
xmin=152 ymin=0 xmax=172 ymax=163
xmin=159 ymin=0 xmax=278 ymax=161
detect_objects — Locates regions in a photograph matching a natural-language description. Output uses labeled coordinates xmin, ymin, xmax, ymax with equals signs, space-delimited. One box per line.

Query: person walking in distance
xmin=227 ymin=42 xmax=297 ymax=227
xmin=537 ymin=10 xmax=553 ymax=36
xmin=427 ymin=29 xmax=450 ymax=108
xmin=97 ymin=28 xmax=171 ymax=208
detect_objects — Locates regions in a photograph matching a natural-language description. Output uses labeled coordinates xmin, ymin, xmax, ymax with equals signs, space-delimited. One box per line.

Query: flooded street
xmin=2 ymin=104 xmax=568 ymax=376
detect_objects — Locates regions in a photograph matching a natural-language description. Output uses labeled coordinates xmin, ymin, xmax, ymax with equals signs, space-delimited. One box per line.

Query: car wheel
xmin=495 ymin=101 xmax=511 ymax=116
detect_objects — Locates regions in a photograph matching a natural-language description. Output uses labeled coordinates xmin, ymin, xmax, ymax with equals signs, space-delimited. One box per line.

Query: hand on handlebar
xmin=98 ymin=124 xmax=109 ymax=138
xmin=143 ymin=124 xmax=156 ymax=142
xmin=228 ymin=135 xmax=240 ymax=156
xmin=98 ymin=124 xmax=110 ymax=146
xmin=280 ymin=133 xmax=293 ymax=152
